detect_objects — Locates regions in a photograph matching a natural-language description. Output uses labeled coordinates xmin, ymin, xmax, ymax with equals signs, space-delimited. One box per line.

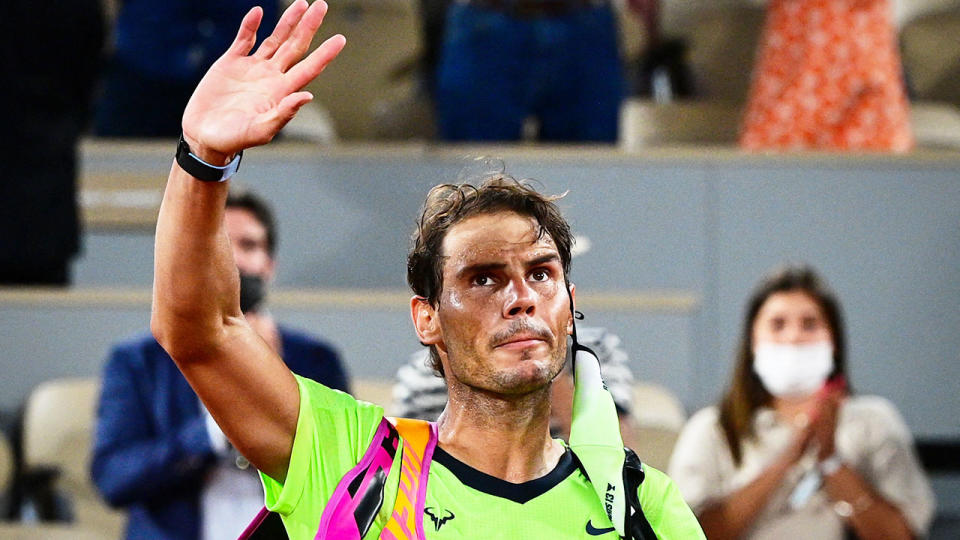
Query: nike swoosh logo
xmin=585 ymin=520 xmax=616 ymax=536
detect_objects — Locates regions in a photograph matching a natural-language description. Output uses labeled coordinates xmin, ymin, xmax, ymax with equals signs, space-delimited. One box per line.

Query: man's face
xmin=421 ymin=210 xmax=573 ymax=395
xmin=224 ymin=207 xmax=275 ymax=281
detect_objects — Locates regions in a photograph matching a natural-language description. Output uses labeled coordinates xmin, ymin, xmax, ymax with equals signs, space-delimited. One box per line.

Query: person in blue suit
xmin=91 ymin=189 xmax=349 ymax=540
xmin=93 ymin=0 xmax=279 ymax=138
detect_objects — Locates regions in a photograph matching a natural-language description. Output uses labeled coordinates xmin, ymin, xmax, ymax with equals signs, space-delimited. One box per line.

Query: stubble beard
xmin=444 ymin=315 xmax=571 ymax=396
xmin=484 ymin=329 xmax=568 ymax=395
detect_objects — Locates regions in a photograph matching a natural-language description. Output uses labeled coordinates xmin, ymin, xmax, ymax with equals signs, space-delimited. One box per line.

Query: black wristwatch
xmin=175 ymin=134 xmax=243 ymax=182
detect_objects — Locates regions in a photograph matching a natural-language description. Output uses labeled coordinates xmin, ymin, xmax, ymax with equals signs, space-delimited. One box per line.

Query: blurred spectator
xmin=91 ymin=189 xmax=349 ymax=540
xmin=0 ymin=0 xmax=106 ymax=285
xmin=418 ymin=0 xmax=452 ymax=98
xmin=668 ymin=264 xmax=934 ymax=539
xmin=740 ymin=0 xmax=913 ymax=151
xmin=93 ymin=1 xmax=278 ymax=138
xmin=394 ymin=326 xmax=639 ymax=447
xmin=630 ymin=0 xmax=698 ymax=102
xmin=435 ymin=0 xmax=652 ymax=142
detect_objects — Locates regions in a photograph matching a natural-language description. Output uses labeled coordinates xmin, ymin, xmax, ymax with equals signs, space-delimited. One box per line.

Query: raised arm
xmin=151 ymin=0 xmax=344 ymax=482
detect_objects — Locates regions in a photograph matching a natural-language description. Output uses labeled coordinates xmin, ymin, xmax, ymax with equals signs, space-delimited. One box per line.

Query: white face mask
xmin=753 ymin=342 xmax=834 ymax=398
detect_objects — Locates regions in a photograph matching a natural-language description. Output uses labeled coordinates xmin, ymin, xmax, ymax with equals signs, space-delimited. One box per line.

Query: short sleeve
xmin=667 ymin=407 xmax=730 ymax=512
xmin=848 ymin=397 xmax=936 ymax=535
xmin=638 ymin=464 xmax=707 ymax=539
xmin=259 ymin=375 xmax=385 ymax=539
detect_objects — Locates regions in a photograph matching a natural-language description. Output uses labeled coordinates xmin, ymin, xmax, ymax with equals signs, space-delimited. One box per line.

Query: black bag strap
xmin=623 ymin=447 xmax=658 ymax=540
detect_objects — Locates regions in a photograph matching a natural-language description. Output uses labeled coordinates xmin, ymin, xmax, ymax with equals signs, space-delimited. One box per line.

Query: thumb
xmin=249 ymin=92 xmax=313 ymax=145
xmin=276 ymin=91 xmax=314 ymax=126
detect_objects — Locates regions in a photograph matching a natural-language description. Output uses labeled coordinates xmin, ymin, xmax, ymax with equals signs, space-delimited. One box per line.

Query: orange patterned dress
xmin=740 ymin=0 xmax=913 ymax=152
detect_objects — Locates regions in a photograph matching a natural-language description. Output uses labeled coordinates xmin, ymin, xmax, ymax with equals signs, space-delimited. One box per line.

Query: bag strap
xmin=313 ymin=418 xmax=401 ymax=539
xmin=623 ymin=447 xmax=657 ymax=540
xmin=240 ymin=416 xmax=438 ymax=540
xmin=379 ymin=418 xmax=437 ymax=540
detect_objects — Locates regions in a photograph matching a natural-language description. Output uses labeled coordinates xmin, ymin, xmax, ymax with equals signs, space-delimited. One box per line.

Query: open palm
xmin=181 ymin=0 xmax=345 ymax=164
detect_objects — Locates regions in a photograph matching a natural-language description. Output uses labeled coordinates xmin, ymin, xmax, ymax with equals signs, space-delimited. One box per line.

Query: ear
xmin=566 ymin=282 xmax=576 ymax=335
xmin=411 ymin=296 xmax=442 ymax=345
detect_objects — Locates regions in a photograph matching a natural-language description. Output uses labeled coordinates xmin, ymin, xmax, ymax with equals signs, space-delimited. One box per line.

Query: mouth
xmin=490 ymin=320 xmax=553 ymax=352
xmin=493 ymin=329 xmax=552 ymax=351
xmin=495 ymin=337 xmax=547 ymax=350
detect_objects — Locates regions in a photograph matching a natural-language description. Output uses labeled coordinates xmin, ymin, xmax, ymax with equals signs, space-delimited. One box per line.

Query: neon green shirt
xmin=261 ymin=376 xmax=705 ymax=539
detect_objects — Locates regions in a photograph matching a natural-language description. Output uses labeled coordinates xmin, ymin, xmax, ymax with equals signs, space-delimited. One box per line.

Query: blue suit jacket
xmin=91 ymin=328 xmax=349 ymax=540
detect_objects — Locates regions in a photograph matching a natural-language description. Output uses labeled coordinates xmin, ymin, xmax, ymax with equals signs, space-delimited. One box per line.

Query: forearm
xmin=144 ymin=0 xmax=343 ymax=482
xmin=152 ymin=161 xmax=242 ymax=356
xmin=698 ymin=458 xmax=793 ymax=540
xmin=822 ymin=466 xmax=914 ymax=540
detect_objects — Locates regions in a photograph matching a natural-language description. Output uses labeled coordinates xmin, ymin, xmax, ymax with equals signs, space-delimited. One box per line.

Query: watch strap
xmin=819 ymin=454 xmax=844 ymax=476
xmin=175 ymin=135 xmax=243 ymax=182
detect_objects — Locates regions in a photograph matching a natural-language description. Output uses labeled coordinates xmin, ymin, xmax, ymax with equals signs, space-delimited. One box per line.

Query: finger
xmin=285 ymin=34 xmax=346 ymax=92
xmin=277 ymin=91 xmax=314 ymax=120
xmin=254 ymin=92 xmax=314 ymax=141
xmin=244 ymin=92 xmax=312 ymax=148
xmin=254 ymin=0 xmax=308 ymax=59
xmin=273 ymin=0 xmax=329 ymax=71
xmin=227 ymin=7 xmax=264 ymax=57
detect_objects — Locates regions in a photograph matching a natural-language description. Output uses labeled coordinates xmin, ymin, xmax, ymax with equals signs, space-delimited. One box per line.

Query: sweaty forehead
xmin=441 ymin=212 xmax=557 ymax=267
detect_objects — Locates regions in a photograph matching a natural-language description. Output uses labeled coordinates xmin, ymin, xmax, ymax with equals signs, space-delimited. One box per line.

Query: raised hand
xmin=810 ymin=384 xmax=844 ymax=459
xmin=181 ymin=0 xmax=345 ymax=165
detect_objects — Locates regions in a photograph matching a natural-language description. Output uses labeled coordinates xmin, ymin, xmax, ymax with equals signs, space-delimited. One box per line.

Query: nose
xmin=781 ymin=322 xmax=804 ymax=344
xmin=503 ymin=278 xmax=536 ymax=318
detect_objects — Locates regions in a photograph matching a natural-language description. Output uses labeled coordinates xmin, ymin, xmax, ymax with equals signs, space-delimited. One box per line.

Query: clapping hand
xmin=782 ymin=376 xmax=848 ymax=464
xmin=181 ymin=0 xmax=345 ymax=166
xmin=808 ymin=376 xmax=847 ymax=459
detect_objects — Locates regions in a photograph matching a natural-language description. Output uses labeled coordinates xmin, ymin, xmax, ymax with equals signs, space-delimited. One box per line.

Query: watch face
xmin=833 ymin=500 xmax=854 ymax=518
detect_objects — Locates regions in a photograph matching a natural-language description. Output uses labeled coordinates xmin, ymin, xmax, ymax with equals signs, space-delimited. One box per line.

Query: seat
xmin=1 ymin=429 xmax=13 ymax=518
xmin=684 ymin=5 xmax=767 ymax=103
xmin=619 ymin=98 xmax=743 ymax=148
xmin=626 ymin=382 xmax=687 ymax=470
xmin=351 ymin=378 xmax=396 ymax=414
xmin=1 ymin=429 xmax=12 ymax=496
xmin=21 ymin=377 xmax=125 ymax=538
xmin=631 ymin=382 xmax=686 ymax=431
xmin=900 ymin=8 xmax=960 ymax=110
xmin=618 ymin=5 xmax=766 ymax=148
xmin=631 ymin=425 xmax=680 ymax=472
xmin=0 ymin=523 xmax=106 ymax=539
xmin=303 ymin=0 xmax=422 ymax=140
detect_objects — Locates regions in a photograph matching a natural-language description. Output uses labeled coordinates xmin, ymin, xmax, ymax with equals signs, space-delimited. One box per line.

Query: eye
xmin=801 ymin=316 xmax=821 ymax=331
xmin=529 ymin=269 xmax=550 ymax=282
xmin=770 ymin=317 xmax=785 ymax=331
xmin=472 ymin=274 xmax=493 ymax=287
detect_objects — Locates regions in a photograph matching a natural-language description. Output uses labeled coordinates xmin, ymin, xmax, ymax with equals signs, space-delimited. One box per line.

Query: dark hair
xmin=718 ymin=264 xmax=849 ymax=465
xmin=226 ymin=189 xmax=277 ymax=257
xmin=407 ymin=175 xmax=573 ymax=375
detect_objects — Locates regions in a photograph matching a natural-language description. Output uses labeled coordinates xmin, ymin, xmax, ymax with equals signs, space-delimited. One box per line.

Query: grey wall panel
xmin=74 ymin=233 xmax=155 ymax=286
xmin=75 ymin=153 xmax=711 ymax=293
xmin=0 ymin=306 xmax=152 ymax=411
